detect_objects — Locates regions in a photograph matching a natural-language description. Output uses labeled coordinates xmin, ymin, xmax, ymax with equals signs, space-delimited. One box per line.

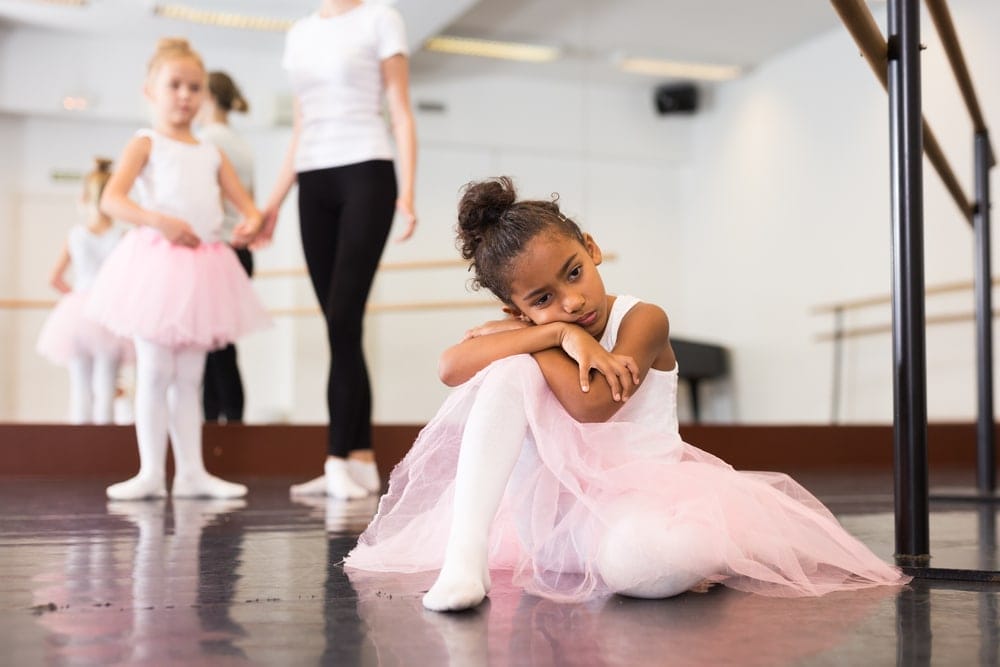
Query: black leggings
xmin=297 ymin=160 xmax=396 ymax=457
xmin=203 ymin=246 xmax=253 ymax=422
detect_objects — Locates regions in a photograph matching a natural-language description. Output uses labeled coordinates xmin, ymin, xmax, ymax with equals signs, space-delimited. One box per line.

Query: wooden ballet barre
xmin=829 ymin=0 xmax=975 ymax=223
xmin=257 ymin=253 xmax=618 ymax=279
xmin=814 ymin=309 xmax=1000 ymax=341
xmin=924 ymin=0 xmax=993 ymax=144
xmin=0 ymin=298 xmax=57 ymax=310
xmin=811 ymin=276 xmax=1000 ymax=314
xmin=270 ymin=299 xmax=500 ymax=317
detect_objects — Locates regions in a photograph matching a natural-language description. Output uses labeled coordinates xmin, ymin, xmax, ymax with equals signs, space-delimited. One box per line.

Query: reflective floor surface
xmin=1 ymin=474 xmax=998 ymax=666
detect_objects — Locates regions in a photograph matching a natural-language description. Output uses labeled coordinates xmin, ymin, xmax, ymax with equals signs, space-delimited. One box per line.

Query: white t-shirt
xmin=282 ymin=3 xmax=408 ymax=173
xmin=198 ymin=122 xmax=254 ymax=239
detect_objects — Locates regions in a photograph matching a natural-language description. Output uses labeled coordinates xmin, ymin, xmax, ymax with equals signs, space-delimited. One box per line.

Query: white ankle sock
xmin=324 ymin=458 xmax=369 ymax=500
xmin=347 ymin=459 xmax=381 ymax=493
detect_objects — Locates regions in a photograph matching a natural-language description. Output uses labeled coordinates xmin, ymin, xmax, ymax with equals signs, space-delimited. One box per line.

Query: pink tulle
xmin=346 ymin=355 xmax=909 ymax=602
xmin=86 ymin=227 xmax=270 ymax=350
xmin=36 ymin=290 xmax=134 ymax=365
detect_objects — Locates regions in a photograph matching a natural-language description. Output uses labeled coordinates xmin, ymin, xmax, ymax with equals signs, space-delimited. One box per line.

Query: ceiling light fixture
xmin=424 ymin=35 xmax=561 ymax=63
xmin=153 ymin=4 xmax=293 ymax=32
xmin=25 ymin=0 xmax=87 ymax=5
xmin=618 ymin=56 xmax=742 ymax=82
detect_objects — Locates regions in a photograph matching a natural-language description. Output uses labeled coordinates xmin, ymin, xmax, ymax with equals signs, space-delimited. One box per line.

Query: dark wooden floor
xmin=1 ymin=425 xmax=999 ymax=665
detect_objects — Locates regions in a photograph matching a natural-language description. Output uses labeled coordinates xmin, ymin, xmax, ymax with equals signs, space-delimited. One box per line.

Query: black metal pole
xmin=888 ymin=0 xmax=930 ymax=565
xmin=973 ymin=131 xmax=995 ymax=495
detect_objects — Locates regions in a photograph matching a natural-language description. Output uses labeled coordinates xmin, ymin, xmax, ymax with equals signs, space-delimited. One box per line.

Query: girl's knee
xmin=596 ymin=510 xmax=717 ymax=599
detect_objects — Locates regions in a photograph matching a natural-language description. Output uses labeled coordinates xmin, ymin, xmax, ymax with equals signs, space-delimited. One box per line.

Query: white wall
xmin=680 ymin=0 xmax=1000 ymax=423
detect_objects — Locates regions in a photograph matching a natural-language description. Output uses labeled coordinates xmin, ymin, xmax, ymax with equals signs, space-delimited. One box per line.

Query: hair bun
xmin=457 ymin=176 xmax=517 ymax=260
xmin=93 ymin=157 xmax=113 ymax=173
xmin=156 ymin=37 xmax=191 ymax=52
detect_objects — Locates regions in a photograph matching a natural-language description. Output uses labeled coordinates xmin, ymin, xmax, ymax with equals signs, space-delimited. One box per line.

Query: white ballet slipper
xmin=171 ymin=473 xmax=247 ymax=499
xmin=106 ymin=474 xmax=167 ymax=501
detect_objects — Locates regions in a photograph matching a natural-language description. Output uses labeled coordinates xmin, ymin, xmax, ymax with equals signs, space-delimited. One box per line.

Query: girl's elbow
xmin=437 ymin=357 xmax=462 ymax=387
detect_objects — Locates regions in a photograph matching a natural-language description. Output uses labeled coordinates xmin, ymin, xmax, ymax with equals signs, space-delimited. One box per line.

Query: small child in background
xmin=88 ymin=38 xmax=270 ymax=501
xmin=345 ymin=176 xmax=908 ymax=612
xmin=36 ymin=157 xmax=133 ymax=424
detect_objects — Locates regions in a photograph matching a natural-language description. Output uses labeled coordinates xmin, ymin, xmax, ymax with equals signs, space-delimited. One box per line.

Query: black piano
xmin=671 ymin=337 xmax=729 ymax=422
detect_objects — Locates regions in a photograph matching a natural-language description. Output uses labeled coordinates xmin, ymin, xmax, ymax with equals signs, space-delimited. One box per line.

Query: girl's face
xmin=145 ymin=57 xmax=205 ymax=128
xmin=507 ymin=232 xmax=610 ymax=338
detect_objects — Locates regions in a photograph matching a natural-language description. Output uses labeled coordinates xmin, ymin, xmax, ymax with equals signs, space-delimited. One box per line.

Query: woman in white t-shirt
xmin=258 ymin=0 xmax=417 ymax=500
xmin=198 ymin=70 xmax=255 ymax=424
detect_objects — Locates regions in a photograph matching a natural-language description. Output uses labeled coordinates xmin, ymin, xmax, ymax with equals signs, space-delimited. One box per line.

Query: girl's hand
xmin=154 ymin=215 xmax=200 ymax=248
xmin=51 ymin=276 xmax=72 ymax=295
xmin=394 ymin=195 xmax=417 ymax=242
xmin=231 ymin=211 xmax=263 ymax=248
xmin=463 ymin=316 xmax=532 ymax=341
xmin=251 ymin=205 xmax=279 ymax=250
xmin=558 ymin=325 xmax=640 ymax=401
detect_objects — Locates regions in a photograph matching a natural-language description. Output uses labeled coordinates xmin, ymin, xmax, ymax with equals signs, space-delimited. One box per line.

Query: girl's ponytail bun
xmin=457 ymin=176 xmax=517 ymax=261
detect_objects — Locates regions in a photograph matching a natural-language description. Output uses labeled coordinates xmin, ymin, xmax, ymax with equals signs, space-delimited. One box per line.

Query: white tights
xmin=106 ymin=338 xmax=247 ymax=501
xmin=67 ymin=352 xmax=119 ymax=424
xmin=422 ymin=357 xmax=711 ymax=612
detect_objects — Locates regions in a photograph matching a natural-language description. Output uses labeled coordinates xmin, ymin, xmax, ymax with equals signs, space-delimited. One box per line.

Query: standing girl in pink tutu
xmin=37 ymin=157 xmax=133 ymax=424
xmin=88 ymin=38 xmax=269 ymax=501
xmin=345 ymin=176 xmax=908 ymax=611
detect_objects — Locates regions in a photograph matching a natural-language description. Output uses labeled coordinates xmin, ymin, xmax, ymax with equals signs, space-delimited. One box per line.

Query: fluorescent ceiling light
xmin=153 ymin=4 xmax=293 ymax=32
xmin=619 ymin=56 xmax=742 ymax=82
xmin=24 ymin=0 xmax=87 ymax=5
xmin=425 ymin=36 xmax=561 ymax=63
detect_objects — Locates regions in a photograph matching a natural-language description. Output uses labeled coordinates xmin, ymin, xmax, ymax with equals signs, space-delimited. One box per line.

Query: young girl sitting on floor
xmin=88 ymin=38 xmax=270 ymax=500
xmin=345 ymin=176 xmax=908 ymax=611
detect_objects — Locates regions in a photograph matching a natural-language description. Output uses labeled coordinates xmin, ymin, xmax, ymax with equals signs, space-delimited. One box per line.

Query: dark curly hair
xmin=456 ymin=176 xmax=585 ymax=304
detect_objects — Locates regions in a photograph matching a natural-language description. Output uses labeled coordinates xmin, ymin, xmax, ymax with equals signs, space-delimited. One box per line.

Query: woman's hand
xmin=250 ymin=206 xmax=279 ymax=250
xmin=394 ymin=195 xmax=417 ymax=242
xmin=558 ymin=325 xmax=640 ymax=401
xmin=154 ymin=215 xmax=200 ymax=248
xmin=232 ymin=211 xmax=263 ymax=247
xmin=463 ymin=315 xmax=532 ymax=341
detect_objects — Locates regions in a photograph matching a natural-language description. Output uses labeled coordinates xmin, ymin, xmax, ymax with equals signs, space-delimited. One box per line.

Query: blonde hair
xmin=83 ymin=157 xmax=113 ymax=204
xmin=147 ymin=37 xmax=205 ymax=77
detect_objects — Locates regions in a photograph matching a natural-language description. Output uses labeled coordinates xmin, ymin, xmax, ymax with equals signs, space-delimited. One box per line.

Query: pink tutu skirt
xmin=346 ymin=355 xmax=909 ymax=602
xmin=36 ymin=290 xmax=134 ymax=365
xmin=86 ymin=227 xmax=270 ymax=350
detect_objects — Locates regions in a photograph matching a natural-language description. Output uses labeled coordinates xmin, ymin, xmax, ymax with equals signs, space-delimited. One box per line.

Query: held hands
xmin=558 ymin=325 xmax=640 ymax=402
xmin=231 ymin=210 xmax=264 ymax=248
xmin=154 ymin=214 xmax=200 ymax=248
xmin=250 ymin=205 xmax=279 ymax=250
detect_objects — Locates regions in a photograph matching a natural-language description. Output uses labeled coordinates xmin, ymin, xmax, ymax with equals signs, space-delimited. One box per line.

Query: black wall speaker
xmin=654 ymin=84 xmax=699 ymax=114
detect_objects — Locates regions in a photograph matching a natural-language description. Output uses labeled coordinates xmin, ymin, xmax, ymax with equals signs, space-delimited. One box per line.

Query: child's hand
xmin=463 ymin=316 xmax=531 ymax=341
xmin=154 ymin=215 xmax=200 ymax=248
xmin=250 ymin=206 xmax=279 ymax=250
xmin=558 ymin=325 xmax=640 ymax=401
xmin=231 ymin=211 xmax=263 ymax=248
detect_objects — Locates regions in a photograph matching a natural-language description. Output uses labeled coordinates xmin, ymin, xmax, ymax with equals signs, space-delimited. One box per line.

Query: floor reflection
xmin=1 ymin=478 xmax=998 ymax=665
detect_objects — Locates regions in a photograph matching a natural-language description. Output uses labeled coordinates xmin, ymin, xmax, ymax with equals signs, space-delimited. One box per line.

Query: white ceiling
xmin=0 ymin=0 xmax=853 ymax=84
